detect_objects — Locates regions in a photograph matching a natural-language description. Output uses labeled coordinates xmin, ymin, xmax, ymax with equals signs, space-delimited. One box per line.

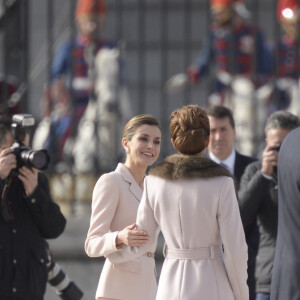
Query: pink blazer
xmin=85 ymin=163 xmax=157 ymax=300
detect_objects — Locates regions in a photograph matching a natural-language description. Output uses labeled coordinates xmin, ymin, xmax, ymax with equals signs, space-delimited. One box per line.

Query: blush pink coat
xmin=85 ymin=163 xmax=157 ymax=300
xmin=108 ymin=156 xmax=249 ymax=300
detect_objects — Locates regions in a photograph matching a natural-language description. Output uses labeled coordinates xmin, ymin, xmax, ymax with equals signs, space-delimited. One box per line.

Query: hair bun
xmin=170 ymin=105 xmax=210 ymax=155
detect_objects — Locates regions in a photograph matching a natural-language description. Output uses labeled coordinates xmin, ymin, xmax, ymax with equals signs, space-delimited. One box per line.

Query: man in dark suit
xmin=206 ymin=105 xmax=257 ymax=300
xmin=239 ymin=111 xmax=300 ymax=300
xmin=271 ymin=127 xmax=300 ymax=300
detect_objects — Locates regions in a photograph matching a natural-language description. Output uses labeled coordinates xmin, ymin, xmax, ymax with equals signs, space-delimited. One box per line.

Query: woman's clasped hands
xmin=116 ymin=223 xmax=149 ymax=248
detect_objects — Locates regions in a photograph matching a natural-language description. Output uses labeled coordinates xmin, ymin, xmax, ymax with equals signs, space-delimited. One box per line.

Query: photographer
xmin=238 ymin=111 xmax=300 ymax=300
xmin=0 ymin=114 xmax=66 ymax=300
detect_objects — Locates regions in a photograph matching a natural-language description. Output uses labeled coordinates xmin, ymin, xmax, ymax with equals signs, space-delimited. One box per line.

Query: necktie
xmin=220 ymin=162 xmax=229 ymax=172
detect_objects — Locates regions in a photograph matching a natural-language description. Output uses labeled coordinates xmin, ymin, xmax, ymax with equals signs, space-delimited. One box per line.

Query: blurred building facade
xmin=1 ymin=0 xmax=280 ymax=215
xmin=11 ymin=0 xmax=276 ymax=152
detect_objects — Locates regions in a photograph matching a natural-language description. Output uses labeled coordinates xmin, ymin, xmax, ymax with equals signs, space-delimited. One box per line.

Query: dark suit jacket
xmin=0 ymin=173 xmax=66 ymax=300
xmin=235 ymin=152 xmax=258 ymax=300
xmin=206 ymin=150 xmax=256 ymax=183
xmin=238 ymin=160 xmax=278 ymax=294
xmin=271 ymin=128 xmax=300 ymax=300
xmin=234 ymin=151 xmax=257 ymax=185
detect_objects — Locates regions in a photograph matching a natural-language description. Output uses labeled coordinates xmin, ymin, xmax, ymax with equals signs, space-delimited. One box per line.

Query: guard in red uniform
xmin=34 ymin=0 xmax=129 ymax=215
xmin=188 ymin=0 xmax=271 ymax=104
xmin=166 ymin=0 xmax=272 ymax=105
xmin=272 ymin=0 xmax=300 ymax=114
xmin=166 ymin=0 xmax=272 ymax=158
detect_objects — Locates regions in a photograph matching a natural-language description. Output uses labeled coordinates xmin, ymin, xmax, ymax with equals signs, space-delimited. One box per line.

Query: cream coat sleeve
xmin=218 ymin=177 xmax=249 ymax=300
xmin=107 ymin=178 xmax=160 ymax=263
xmin=85 ymin=173 xmax=120 ymax=257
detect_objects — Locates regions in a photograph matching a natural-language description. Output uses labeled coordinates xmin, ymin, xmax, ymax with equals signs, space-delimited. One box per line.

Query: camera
xmin=272 ymin=144 xmax=281 ymax=152
xmin=10 ymin=114 xmax=50 ymax=171
xmin=47 ymin=256 xmax=83 ymax=300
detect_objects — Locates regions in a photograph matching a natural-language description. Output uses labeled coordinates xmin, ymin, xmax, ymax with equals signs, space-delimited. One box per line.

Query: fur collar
xmin=149 ymin=154 xmax=235 ymax=183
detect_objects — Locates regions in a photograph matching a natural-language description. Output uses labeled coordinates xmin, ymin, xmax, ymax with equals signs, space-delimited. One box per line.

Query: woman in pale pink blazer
xmin=85 ymin=114 xmax=162 ymax=300
xmin=108 ymin=105 xmax=249 ymax=300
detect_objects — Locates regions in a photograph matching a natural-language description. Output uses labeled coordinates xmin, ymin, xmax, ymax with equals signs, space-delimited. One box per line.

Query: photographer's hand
xmin=18 ymin=166 xmax=38 ymax=196
xmin=0 ymin=148 xmax=17 ymax=179
xmin=261 ymin=143 xmax=280 ymax=176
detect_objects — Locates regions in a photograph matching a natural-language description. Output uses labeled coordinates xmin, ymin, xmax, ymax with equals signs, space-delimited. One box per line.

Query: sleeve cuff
xmin=112 ymin=231 xmax=123 ymax=252
xmin=26 ymin=187 xmax=40 ymax=204
xmin=260 ymin=171 xmax=273 ymax=180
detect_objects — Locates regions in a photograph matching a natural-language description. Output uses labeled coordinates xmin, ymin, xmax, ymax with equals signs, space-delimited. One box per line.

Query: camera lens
xmin=21 ymin=150 xmax=50 ymax=170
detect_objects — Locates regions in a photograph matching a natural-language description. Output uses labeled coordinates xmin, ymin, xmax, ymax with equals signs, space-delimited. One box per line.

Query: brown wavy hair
xmin=169 ymin=105 xmax=210 ymax=155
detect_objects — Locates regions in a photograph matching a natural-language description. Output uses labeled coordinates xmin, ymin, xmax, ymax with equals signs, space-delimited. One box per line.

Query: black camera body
xmin=272 ymin=144 xmax=281 ymax=152
xmin=10 ymin=114 xmax=50 ymax=171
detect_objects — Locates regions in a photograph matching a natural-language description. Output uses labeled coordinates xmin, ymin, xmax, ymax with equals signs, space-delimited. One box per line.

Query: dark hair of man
xmin=0 ymin=114 xmax=12 ymax=147
xmin=264 ymin=111 xmax=300 ymax=134
xmin=206 ymin=105 xmax=235 ymax=129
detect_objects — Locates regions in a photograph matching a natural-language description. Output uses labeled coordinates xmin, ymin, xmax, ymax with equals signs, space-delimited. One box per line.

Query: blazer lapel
xmin=116 ymin=163 xmax=143 ymax=202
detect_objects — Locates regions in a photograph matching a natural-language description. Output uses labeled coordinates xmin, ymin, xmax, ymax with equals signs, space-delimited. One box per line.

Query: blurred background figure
xmin=206 ymin=105 xmax=258 ymax=300
xmin=0 ymin=74 xmax=21 ymax=115
xmin=270 ymin=127 xmax=300 ymax=300
xmin=33 ymin=0 xmax=131 ymax=216
xmin=238 ymin=111 xmax=300 ymax=300
xmin=269 ymin=0 xmax=300 ymax=116
xmin=165 ymin=0 xmax=273 ymax=156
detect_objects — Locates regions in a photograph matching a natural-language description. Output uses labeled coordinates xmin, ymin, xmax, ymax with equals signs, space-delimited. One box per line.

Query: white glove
xmin=164 ymin=73 xmax=189 ymax=94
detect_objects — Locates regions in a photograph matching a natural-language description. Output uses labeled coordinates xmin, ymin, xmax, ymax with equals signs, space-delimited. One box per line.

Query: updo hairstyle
xmin=122 ymin=114 xmax=161 ymax=141
xmin=169 ymin=105 xmax=210 ymax=155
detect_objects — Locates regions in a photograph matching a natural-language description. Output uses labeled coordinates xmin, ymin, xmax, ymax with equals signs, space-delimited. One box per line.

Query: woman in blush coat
xmin=85 ymin=114 xmax=162 ymax=300
xmin=107 ymin=105 xmax=249 ymax=300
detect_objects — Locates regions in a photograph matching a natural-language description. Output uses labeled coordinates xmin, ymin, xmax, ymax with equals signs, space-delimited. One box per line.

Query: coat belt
xmin=163 ymin=244 xmax=222 ymax=260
